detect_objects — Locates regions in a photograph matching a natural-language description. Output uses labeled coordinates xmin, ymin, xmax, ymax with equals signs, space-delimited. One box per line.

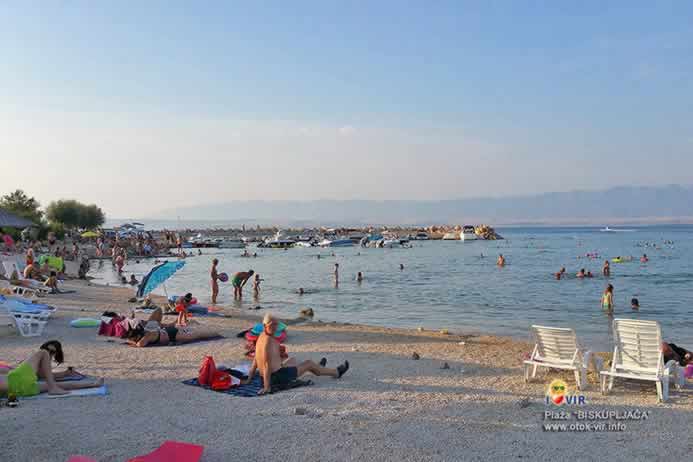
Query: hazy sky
xmin=1 ymin=2 xmax=692 ymax=218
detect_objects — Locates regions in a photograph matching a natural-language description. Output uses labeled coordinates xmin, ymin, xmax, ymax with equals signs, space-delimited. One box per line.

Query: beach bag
xmin=198 ymin=356 xmax=217 ymax=386
xmin=211 ymin=371 xmax=234 ymax=391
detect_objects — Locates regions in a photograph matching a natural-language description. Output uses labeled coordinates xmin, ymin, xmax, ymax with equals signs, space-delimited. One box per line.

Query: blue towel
xmin=182 ymin=374 xmax=312 ymax=397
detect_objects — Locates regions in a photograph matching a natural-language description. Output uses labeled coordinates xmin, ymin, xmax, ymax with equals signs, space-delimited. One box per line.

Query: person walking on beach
xmin=602 ymin=284 xmax=614 ymax=313
xmin=334 ymin=263 xmax=339 ymax=287
xmin=232 ymin=270 xmax=254 ymax=299
xmin=210 ymin=258 xmax=219 ymax=305
xmin=243 ymin=313 xmax=349 ymax=395
xmin=602 ymin=260 xmax=610 ymax=277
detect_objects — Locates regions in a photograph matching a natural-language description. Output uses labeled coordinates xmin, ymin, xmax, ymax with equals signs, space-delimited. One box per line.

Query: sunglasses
xmin=552 ymin=385 xmax=565 ymax=392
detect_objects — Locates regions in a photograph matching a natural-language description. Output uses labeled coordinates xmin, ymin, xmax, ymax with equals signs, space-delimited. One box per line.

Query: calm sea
xmin=88 ymin=225 xmax=693 ymax=350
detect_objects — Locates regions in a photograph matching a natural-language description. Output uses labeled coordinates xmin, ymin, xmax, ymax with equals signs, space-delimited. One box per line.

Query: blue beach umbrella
xmin=136 ymin=260 xmax=186 ymax=298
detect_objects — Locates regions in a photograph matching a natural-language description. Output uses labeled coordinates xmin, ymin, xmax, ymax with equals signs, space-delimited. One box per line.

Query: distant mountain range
xmin=143 ymin=185 xmax=693 ymax=227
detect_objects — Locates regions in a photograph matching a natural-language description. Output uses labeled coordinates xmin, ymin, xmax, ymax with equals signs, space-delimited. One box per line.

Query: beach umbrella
xmin=81 ymin=231 xmax=100 ymax=238
xmin=136 ymin=260 xmax=186 ymax=298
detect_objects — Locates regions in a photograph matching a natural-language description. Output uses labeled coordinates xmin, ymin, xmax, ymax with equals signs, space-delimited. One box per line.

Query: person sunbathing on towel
xmin=662 ymin=342 xmax=693 ymax=366
xmin=126 ymin=307 xmax=221 ymax=347
xmin=243 ymin=313 xmax=349 ymax=395
xmin=0 ymin=341 xmax=103 ymax=397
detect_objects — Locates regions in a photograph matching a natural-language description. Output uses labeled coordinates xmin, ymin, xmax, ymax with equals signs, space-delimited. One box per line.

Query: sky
xmin=1 ymin=1 xmax=692 ymax=218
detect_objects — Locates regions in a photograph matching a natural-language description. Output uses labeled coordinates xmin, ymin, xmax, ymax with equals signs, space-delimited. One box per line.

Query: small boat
xmin=215 ymin=238 xmax=245 ymax=249
xmin=601 ymin=227 xmax=635 ymax=233
xmin=413 ymin=232 xmax=429 ymax=240
xmin=293 ymin=241 xmax=313 ymax=248
xmin=318 ymin=239 xmax=354 ymax=248
xmin=262 ymin=230 xmax=295 ymax=249
xmin=461 ymin=225 xmax=477 ymax=241
xmin=442 ymin=232 xmax=460 ymax=240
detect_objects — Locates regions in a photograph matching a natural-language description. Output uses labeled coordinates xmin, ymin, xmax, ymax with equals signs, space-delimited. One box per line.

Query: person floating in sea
xmin=640 ymin=254 xmax=649 ymax=263
xmin=602 ymin=260 xmax=610 ymax=277
xmin=555 ymin=267 xmax=566 ymax=280
xmin=232 ymin=270 xmax=254 ymax=299
xmin=586 ymin=271 xmax=594 ymax=278
xmin=576 ymin=268 xmax=586 ymax=279
xmin=210 ymin=258 xmax=219 ymax=305
xmin=631 ymin=298 xmax=640 ymax=310
xmin=399 ymin=263 xmax=404 ymax=271
xmin=602 ymin=284 xmax=614 ymax=313
xmin=497 ymin=254 xmax=506 ymax=267
xmin=298 ymin=287 xmax=305 ymax=296
xmin=356 ymin=272 xmax=363 ymax=283
xmin=334 ymin=263 xmax=339 ymax=287
xmin=243 ymin=314 xmax=349 ymax=395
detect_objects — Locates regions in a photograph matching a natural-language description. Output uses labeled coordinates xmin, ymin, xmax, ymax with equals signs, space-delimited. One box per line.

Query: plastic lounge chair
xmin=1 ymin=300 xmax=49 ymax=337
xmin=523 ymin=325 xmax=601 ymax=390
xmin=0 ymin=309 xmax=17 ymax=336
xmin=0 ymin=279 xmax=40 ymax=298
xmin=600 ymin=319 xmax=684 ymax=402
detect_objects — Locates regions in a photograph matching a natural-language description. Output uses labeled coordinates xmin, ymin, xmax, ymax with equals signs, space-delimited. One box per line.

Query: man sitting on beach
xmin=244 ymin=313 xmax=349 ymax=395
xmin=24 ymin=262 xmax=44 ymax=282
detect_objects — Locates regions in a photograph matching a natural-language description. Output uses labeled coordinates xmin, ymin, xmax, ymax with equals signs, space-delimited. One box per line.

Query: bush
xmin=46 ymin=200 xmax=105 ymax=230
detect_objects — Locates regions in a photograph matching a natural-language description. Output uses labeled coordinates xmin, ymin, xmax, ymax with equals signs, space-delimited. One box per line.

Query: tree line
xmin=0 ymin=189 xmax=105 ymax=238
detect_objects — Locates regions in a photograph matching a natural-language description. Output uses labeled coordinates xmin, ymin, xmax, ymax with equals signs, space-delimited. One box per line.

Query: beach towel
xmin=182 ymin=371 xmax=312 ymax=397
xmin=128 ymin=440 xmax=204 ymax=462
xmin=22 ymin=384 xmax=108 ymax=400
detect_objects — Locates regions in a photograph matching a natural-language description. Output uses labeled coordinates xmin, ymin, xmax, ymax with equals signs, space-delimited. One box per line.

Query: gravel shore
xmin=2 ymin=281 xmax=692 ymax=461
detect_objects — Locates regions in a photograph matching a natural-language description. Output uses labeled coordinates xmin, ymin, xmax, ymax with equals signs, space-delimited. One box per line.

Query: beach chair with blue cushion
xmin=524 ymin=325 xmax=601 ymax=390
xmin=600 ymin=319 xmax=684 ymax=402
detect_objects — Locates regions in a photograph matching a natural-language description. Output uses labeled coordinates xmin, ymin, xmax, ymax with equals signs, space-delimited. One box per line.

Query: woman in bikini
xmin=126 ymin=307 xmax=221 ymax=347
xmin=0 ymin=341 xmax=103 ymax=398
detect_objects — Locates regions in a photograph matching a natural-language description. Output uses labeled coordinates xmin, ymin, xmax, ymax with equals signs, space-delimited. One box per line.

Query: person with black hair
xmin=126 ymin=307 xmax=221 ymax=347
xmin=0 ymin=341 xmax=103 ymax=397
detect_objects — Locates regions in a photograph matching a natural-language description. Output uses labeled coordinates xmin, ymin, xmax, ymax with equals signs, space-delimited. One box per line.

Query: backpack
xmin=198 ymin=356 xmax=217 ymax=386
xmin=211 ymin=371 xmax=237 ymax=391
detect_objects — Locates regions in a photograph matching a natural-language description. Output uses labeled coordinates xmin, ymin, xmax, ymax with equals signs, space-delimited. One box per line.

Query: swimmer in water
xmin=640 ymin=254 xmax=648 ymax=263
xmin=298 ymin=287 xmax=305 ymax=295
xmin=576 ymin=268 xmax=586 ymax=279
xmin=602 ymin=260 xmax=610 ymax=277
xmin=602 ymin=284 xmax=614 ymax=313
xmin=586 ymin=271 xmax=594 ymax=278
xmin=631 ymin=298 xmax=639 ymax=310
xmin=334 ymin=263 xmax=339 ymax=287
xmin=399 ymin=263 xmax=404 ymax=271
xmin=497 ymin=254 xmax=505 ymax=267
xmin=555 ymin=267 xmax=566 ymax=280
xmin=356 ymin=272 xmax=363 ymax=283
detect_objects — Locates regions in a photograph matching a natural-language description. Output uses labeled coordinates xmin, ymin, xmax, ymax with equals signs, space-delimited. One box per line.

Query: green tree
xmin=0 ymin=189 xmax=43 ymax=224
xmin=46 ymin=200 xmax=105 ymax=230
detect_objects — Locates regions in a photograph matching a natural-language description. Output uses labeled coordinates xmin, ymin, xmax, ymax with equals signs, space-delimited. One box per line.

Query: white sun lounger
xmin=600 ymin=319 xmax=684 ymax=402
xmin=524 ymin=325 xmax=601 ymax=390
xmin=0 ymin=309 xmax=17 ymax=336
xmin=1 ymin=299 xmax=50 ymax=337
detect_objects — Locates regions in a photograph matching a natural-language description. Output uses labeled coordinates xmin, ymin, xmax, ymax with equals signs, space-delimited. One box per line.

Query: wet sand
xmin=2 ymin=281 xmax=692 ymax=461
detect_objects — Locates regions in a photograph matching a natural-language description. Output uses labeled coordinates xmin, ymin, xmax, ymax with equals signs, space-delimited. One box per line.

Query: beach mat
xmin=23 ymin=384 xmax=108 ymax=400
xmin=128 ymin=440 xmax=204 ymax=462
xmin=182 ymin=374 xmax=312 ymax=397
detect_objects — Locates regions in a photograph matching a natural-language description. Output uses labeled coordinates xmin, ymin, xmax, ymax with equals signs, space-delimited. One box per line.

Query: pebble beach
xmin=3 ymin=281 xmax=693 ymax=462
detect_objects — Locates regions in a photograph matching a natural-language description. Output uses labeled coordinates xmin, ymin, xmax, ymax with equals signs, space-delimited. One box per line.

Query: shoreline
xmin=3 ymin=280 xmax=693 ymax=461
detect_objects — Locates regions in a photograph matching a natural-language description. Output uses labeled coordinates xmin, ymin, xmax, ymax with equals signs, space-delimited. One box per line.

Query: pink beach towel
xmin=128 ymin=441 xmax=204 ymax=462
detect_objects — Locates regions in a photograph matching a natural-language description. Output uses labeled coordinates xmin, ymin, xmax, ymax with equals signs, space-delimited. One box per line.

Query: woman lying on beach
xmin=126 ymin=307 xmax=221 ymax=347
xmin=662 ymin=343 xmax=693 ymax=366
xmin=0 ymin=341 xmax=104 ymax=397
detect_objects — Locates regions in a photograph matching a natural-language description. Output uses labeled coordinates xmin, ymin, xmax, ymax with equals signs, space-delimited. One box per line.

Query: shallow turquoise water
xmin=89 ymin=225 xmax=693 ymax=350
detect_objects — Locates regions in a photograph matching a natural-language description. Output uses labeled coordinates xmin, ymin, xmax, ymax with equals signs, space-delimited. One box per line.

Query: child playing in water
xmin=252 ymin=273 xmax=262 ymax=298
xmin=602 ymin=284 xmax=614 ymax=312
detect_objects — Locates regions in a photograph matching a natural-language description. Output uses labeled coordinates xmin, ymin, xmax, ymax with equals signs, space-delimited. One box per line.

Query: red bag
xmin=211 ymin=371 xmax=233 ymax=391
xmin=198 ymin=356 xmax=217 ymax=386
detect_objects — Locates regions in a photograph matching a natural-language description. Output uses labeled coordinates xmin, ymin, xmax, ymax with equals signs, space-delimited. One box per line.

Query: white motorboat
xmin=461 ymin=225 xmax=477 ymax=241
xmin=263 ymin=230 xmax=296 ymax=248
xmin=413 ymin=232 xmax=429 ymax=240
xmin=294 ymin=241 xmax=313 ymax=248
xmin=442 ymin=231 xmax=460 ymax=240
xmin=216 ymin=238 xmax=245 ymax=249
xmin=318 ymin=238 xmax=354 ymax=248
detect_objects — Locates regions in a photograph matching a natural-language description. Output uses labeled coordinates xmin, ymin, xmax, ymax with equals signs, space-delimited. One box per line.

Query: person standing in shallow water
xmin=602 ymin=284 xmax=614 ymax=313
xmin=497 ymin=254 xmax=505 ymax=267
xmin=602 ymin=260 xmax=610 ymax=277
xmin=210 ymin=259 xmax=219 ymax=305
xmin=333 ymin=263 xmax=339 ymax=287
